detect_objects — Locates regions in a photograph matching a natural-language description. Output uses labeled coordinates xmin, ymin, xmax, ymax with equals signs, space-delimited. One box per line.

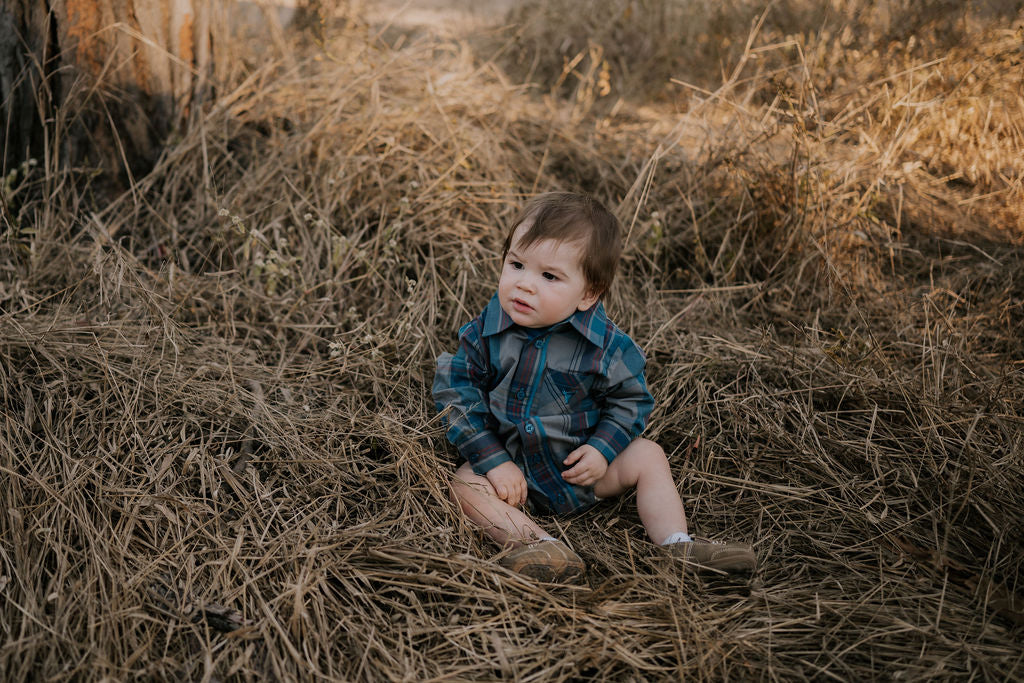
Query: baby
xmin=433 ymin=192 xmax=755 ymax=582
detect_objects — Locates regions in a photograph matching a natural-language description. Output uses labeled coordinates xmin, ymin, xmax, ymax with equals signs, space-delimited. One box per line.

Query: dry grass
xmin=1 ymin=1 xmax=1023 ymax=680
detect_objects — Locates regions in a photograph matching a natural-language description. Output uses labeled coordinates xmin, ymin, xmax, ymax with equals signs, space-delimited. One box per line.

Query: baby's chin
xmin=502 ymin=303 xmax=576 ymax=329
xmin=501 ymin=301 xmax=545 ymax=328
xmin=501 ymin=307 xmax=536 ymax=327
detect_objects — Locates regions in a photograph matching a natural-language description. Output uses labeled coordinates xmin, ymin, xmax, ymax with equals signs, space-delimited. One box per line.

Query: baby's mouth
xmin=511 ymin=298 xmax=533 ymax=312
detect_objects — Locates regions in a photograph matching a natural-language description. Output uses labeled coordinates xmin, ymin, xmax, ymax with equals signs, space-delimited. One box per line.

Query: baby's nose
xmin=517 ymin=274 xmax=536 ymax=292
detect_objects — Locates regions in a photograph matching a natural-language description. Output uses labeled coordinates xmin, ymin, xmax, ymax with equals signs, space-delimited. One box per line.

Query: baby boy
xmin=433 ymin=192 xmax=755 ymax=582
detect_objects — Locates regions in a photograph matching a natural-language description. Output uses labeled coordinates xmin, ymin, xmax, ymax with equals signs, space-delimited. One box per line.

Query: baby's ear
xmin=578 ymin=288 xmax=601 ymax=312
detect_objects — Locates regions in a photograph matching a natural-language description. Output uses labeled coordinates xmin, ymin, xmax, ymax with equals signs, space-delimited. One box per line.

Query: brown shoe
xmin=499 ymin=540 xmax=586 ymax=583
xmin=668 ymin=539 xmax=756 ymax=575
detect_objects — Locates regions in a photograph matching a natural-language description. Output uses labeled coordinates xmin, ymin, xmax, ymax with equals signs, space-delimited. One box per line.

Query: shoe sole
xmin=514 ymin=562 xmax=586 ymax=584
xmin=670 ymin=546 xmax=756 ymax=577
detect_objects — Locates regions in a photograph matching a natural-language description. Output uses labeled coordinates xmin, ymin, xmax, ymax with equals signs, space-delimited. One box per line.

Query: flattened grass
xmin=1 ymin=3 xmax=1021 ymax=680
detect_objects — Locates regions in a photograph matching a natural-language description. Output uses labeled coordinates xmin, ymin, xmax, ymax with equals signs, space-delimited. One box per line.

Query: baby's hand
xmin=561 ymin=444 xmax=608 ymax=488
xmin=486 ymin=461 xmax=528 ymax=507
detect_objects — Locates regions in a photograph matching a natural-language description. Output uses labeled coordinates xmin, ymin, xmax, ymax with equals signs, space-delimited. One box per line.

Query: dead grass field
xmin=2 ymin=1 xmax=1023 ymax=680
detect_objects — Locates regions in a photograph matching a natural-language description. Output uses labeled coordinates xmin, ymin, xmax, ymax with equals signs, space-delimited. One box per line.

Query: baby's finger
xmin=562 ymin=466 xmax=584 ymax=484
xmin=566 ymin=474 xmax=588 ymax=487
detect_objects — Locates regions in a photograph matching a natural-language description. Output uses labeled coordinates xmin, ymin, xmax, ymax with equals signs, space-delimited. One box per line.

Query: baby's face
xmin=497 ymin=222 xmax=599 ymax=328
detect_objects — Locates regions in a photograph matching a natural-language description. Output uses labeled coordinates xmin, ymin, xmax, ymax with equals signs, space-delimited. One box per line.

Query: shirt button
xmin=516 ymin=389 xmax=525 ymax=399
xmin=525 ymin=424 xmax=534 ymax=434
xmin=534 ymin=339 xmax=544 ymax=348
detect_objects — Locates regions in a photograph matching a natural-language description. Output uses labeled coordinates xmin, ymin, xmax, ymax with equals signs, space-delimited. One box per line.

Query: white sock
xmin=538 ymin=536 xmax=559 ymax=543
xmin=661 ymin=531 xmax=692 ymax=545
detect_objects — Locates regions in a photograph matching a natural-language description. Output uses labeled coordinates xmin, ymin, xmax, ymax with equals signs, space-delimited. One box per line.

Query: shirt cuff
xmin=587 ymin=421 xmax=633 ymax=463
xmin=459 ymin=430 xmax=513 ymax=475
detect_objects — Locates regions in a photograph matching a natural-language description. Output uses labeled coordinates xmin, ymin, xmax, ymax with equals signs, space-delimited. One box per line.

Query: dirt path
xmin=362 ymin=0 xmax=515 ymax=36
xmin=235 ymin=0 xmax=515 ymax=44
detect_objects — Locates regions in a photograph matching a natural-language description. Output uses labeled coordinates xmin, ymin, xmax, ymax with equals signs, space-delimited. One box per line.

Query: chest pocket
xmin=546 ymin=369 xmax=595 ymax=410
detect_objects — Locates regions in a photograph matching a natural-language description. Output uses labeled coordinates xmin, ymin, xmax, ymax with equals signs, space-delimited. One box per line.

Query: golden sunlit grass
xmin=1 ymin=1 xmax=1022 ymax=679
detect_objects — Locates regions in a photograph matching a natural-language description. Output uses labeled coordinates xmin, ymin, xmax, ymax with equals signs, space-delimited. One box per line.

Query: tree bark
xmin=1 ymin=0 xmax=225 ymax=182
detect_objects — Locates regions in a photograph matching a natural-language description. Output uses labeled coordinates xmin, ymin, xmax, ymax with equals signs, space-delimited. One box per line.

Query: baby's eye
xmin=542 ymin=272 xmax=558 ymax=281
xmin=509 ymin=260 xmax=523 ymax=270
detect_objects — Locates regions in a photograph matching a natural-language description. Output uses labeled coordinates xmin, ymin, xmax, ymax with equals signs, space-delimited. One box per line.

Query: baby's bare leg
xmin=450 ymin=461 xmax=551 ymax=547
xmin=593 ymin=438 xmax=689 ymax=544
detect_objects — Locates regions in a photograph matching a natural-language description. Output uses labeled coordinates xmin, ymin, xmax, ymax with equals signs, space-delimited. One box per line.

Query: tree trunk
xmin=1 ymin=0 xmax=226 ymax=182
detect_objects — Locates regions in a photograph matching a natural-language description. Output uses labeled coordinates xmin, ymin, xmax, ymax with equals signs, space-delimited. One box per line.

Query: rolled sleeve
xmin=460 ymin=431 xmax=513 ymax=474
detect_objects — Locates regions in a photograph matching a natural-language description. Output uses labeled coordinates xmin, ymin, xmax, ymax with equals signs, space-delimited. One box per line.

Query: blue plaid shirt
xmin=433 ymin=294 xmax=654 ymax=514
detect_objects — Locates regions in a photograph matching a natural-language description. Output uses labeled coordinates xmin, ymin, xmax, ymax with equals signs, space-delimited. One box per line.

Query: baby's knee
xmin=601 ymin=439 xmax=669 ymax=492
xmin=631 ymin=438 xmax=668 ymax=465
xmin=625 ymin=440 xmax=674 ymax=481
xmin=449 ymin=477 xmax=478 ymax=515
xmin=449 ymin=479 xmax=464 ymax=506
xmin=450 ymin=463 xmax=495 ymax=505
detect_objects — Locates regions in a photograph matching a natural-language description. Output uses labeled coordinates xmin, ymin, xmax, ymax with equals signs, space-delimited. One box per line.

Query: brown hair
xmin=501 ymin=192 xmax=622 ymax=297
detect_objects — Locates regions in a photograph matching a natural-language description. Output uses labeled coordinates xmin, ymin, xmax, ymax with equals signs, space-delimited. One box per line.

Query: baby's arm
xmin=585 ymin=339 xmax=655 ymax=463
xmin=433 ymin=321 xmax=524 ymax=502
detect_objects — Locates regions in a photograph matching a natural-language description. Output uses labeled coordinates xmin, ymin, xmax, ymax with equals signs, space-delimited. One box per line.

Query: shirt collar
xmin=481 ymin=293 xmax=608 ymax=347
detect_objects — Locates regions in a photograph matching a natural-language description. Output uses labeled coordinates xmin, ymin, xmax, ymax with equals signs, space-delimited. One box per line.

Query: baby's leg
xmin=593 ymin=438 xmax=688 ymax=544
xmin=595 ymin=439 xmax=756 ymax=575
xmin=450 ymin=461 xmax=551 ymax=547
